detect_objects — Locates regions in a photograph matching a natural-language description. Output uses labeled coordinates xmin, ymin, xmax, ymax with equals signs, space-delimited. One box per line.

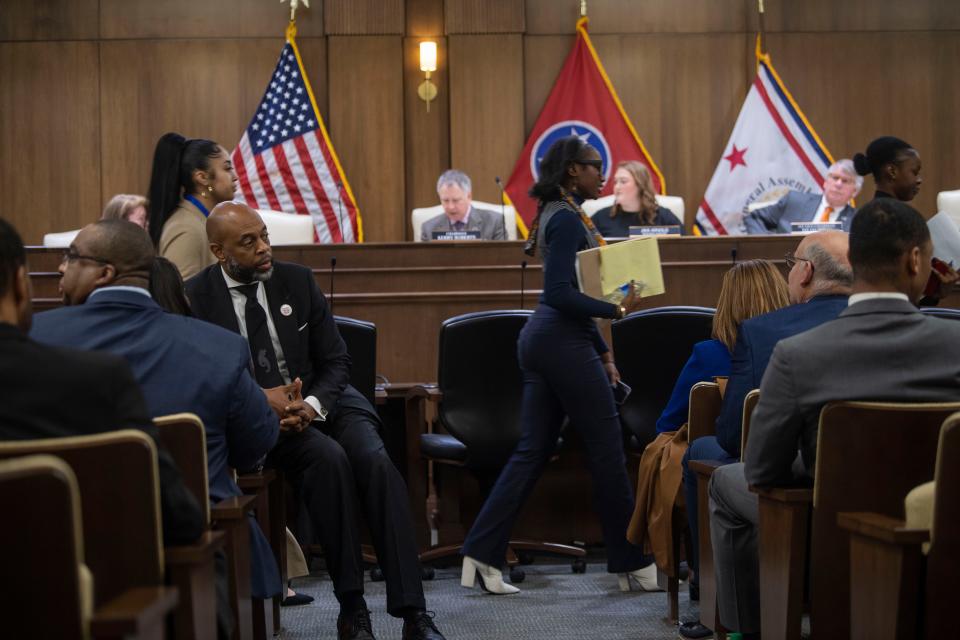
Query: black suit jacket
xmin=0 ymin=322 xmax=203 ymax=545
xmin=185 ymin=261 xmax=374 ymax=420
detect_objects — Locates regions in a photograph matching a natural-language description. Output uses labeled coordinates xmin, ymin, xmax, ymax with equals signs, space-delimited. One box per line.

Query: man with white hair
xmin=421 ymin=169 xmax=507 ymax=241
xmin=743 ymin=159 xmax=863 ymax=234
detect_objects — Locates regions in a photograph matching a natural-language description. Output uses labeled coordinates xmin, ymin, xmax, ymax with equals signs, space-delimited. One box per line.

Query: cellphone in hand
xmin=612 ymin=379 xmax=632 ymax=405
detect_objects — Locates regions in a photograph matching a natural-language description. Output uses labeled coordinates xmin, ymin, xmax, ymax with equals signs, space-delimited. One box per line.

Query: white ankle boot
xmin=460 ymin=556 xmax=520 ymax=595
xmin=617 ymin=562 xmax=663 ymax=592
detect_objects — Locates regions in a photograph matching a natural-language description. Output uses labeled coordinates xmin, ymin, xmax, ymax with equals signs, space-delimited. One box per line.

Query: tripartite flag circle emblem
xmin=530 ymin=120 xmax=613 ymax=183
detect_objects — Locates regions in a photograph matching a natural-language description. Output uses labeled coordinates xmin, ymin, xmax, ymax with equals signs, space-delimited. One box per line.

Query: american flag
xmin=232 ymin=30 xmax=362 ymax=243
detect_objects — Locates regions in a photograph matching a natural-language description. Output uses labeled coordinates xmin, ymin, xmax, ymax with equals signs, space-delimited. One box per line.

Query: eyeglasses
xmin=61 ymin=249 xmax=111 ymax=266
xmin=784 ymin=253 xmax=813 ymax=270
xmin=576 ymin=159 xmax=603 ymax=172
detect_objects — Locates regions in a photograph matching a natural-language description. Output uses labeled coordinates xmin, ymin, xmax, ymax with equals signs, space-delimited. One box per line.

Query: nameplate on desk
xmin=629 ymin=225 xmax=682 ymax=237
xmin=432 ymin=230 xmax=481 ymax=241
xmin=790 ymin=221 xmax=843 ymax=234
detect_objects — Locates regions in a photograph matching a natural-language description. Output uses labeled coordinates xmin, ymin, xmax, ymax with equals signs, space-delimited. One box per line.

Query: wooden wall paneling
xmin=404 ymin=37 xmax=450 ymax=236
xmin=524 ymin=0 xmax=746 ymax=35
xmin=762 ymin=31 xmax=960 ymax=217
xmin=324 ymin=0 xmax=404 ymax=35
xmin=755 ymin=0 xmax=960 ymax=33
xmin=99 ymin=0 xmax=323 ymax=39
xmin=98 ymin=38 xmax=325 ymax=206
xmin=327 ymin=36 xmax=405 ymax=242
xmin=522 ymin=35 xmax=573 ymax=134
xmin=444 ymin=0 xmax=525 ymax=34
xmin=448 ymin=34 xmax=525 ymax=204
xmin=588 ymin=33 xmax=748 ymax=230
xmin=0 ymin=0 xmax=99 ymax=41
xmin=0 ymin=42 xmax=100 ymax=244
xmin=407 ymin=0 xmax=445 ymax=37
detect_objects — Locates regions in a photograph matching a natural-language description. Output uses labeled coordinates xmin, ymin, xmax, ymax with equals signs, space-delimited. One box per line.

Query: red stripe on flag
xmin=271 ymin=146 xmax=308 ymax=215
xmin=753 ymin=77 xmax=824 ymax=186
xmin=313 ymin=130 xmax=356 ymax=237
xmin=253 ymin=153 xmax=282 ymax=211
xmin=293 ymin=136 xmax=342 ymax=243
xmin=232 ymin=145 xmax=259 ymax=208
xmin=699 ymin=199 xmax=729 ymax=235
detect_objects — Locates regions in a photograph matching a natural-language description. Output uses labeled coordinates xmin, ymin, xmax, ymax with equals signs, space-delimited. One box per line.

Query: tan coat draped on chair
xmin=627 ymin=424 xmax=688 ymax=570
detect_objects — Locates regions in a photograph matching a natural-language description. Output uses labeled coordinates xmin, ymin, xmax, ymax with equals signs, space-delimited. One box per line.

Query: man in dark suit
xmin=28 ymin=220 xmax=281 ymax=604
xmin=420 ymin=169 xmax=507 ymax=241
xmin=0 ymin=217 xmax=204 ymax=548
xmin=743 ymin=159 xmax=862 ymax=234
xmin=679 ymin=230 xmax=851 ymax=638
xmin=709 ymin=199 xmax=960 ymax=637
xmin=186 ymin=202 xmax=445 ymax=640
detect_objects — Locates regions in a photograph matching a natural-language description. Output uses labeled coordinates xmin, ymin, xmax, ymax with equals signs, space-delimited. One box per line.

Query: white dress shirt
xmin=848 ymin=292 xmax=910 ymax=306
xmin=220 ymin=267 xmax=326 ymax=420
xmin=812 ymin=196 xmax=843 ymax=223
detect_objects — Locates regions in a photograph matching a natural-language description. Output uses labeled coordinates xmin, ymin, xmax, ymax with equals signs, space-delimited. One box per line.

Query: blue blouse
xmin=655 ymin=338 xmax=731 ymax=433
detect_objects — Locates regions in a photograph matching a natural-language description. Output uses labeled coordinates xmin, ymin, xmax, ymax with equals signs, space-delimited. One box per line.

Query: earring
xmin=207 ymin=185 xmax=214 ymax=195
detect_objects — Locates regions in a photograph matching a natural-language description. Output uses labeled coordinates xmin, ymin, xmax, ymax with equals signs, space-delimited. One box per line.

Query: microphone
xmin=731 ymin=248 xmax=738 ymax=265
xmin=520 ymin=260 xmax=527 ymax=309
xmin=495 ymin=176 xmax=506 ymax=223
xmin=329 ymin=256 xmax=337 ymax=315
xmin=335 ymin=181 xmax=346 ymax=243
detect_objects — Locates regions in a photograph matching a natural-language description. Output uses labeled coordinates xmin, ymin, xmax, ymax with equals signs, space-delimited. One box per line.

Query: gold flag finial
xmin=281 ymin=0 xmax=310 ymax=22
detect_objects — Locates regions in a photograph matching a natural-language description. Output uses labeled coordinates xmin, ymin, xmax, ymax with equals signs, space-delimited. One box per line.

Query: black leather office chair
xmin=334 ymin=315 xmax=377 ymax=405
xmin=417 ymin=310 xmax=586 ymax=581
xmin=612 ymin=306 xmax=715 ymax=454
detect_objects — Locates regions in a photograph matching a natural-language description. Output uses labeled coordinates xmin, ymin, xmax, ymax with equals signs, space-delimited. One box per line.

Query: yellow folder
xmin=576 ymin=236 xmax=666 ymax=303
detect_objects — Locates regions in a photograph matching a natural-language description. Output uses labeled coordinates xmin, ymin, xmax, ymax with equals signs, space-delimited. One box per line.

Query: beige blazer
xmin=159 ymin=199 xmax=217 ymax=279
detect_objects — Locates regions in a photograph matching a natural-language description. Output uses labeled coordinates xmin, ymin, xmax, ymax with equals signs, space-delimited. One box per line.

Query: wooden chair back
xmin=0 ymin=455 xmax=88 ymax=638
xmin=811 ymin=401 xmax=960 ymax=639
xmin=927 ymin=413 xmax=960 ymax=637
xmin=740 ymin=389 xmax=760 ymax=462
xmin=687 ymin=382 xmax=722 ymax=442
xmin=0 ymin=430 xmax=165 ymax=609
xmin=155 ymin=413 xmax=211 ymax=524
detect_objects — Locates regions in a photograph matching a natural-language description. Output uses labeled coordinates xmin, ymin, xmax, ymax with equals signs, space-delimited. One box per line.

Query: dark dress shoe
xmin=402 ymin=611 xmax=446 ymax=640
xmin=338 ymin=608 xmax=376 ymax=640
xmin=678 ymin=620 xmax=713 ymax=639
xmin=280 ymin=592 xmax=314 ymax=607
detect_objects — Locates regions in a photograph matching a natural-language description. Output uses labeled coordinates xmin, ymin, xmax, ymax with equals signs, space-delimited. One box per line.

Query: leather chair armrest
xmin=837 ymin=512 xmax=930 ymax=545
xmin=90 ymin=586 xmax=179 ymax=639
xmin=210 ymin=495 xmax=257 ymax=521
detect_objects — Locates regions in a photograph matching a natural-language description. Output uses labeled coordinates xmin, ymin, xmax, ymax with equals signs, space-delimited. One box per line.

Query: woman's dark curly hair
xmin=528 ymin=135 xmax=589 ymax=204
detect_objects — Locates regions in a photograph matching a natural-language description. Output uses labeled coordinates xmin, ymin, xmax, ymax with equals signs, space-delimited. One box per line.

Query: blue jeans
xmin=462 ymin=305 xmax=651 ymax=573
xmin=682 ymin=435 xmax=737 ymax=582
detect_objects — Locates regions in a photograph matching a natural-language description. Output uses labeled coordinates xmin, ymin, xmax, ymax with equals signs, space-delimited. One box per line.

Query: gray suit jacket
xmin=744 ymin=298 xmax=960 ymax=487
xmin=421 ymin=206 xmax=506 ymax=241
xmin=743 ymin=191 xmax=855 ymax=234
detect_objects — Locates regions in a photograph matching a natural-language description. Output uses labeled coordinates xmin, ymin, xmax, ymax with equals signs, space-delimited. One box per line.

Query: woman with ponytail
xmin=852 ymin=136 xmax=922 ymax=203
xmin=147 ymin=132 xmax=238 ymax=279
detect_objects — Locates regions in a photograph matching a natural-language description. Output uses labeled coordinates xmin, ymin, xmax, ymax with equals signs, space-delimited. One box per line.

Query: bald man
xmin=186 ymin=203 xmax=445 ymax=640
xmin=30 ymin=219 xmax=280 ymax=635
xmin=678 ymin=231 xmax=852 ymax=638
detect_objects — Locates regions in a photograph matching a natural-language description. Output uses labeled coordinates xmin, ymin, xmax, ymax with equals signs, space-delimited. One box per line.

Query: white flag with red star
xmin=695 ymin=45 xmax=835 ymax=235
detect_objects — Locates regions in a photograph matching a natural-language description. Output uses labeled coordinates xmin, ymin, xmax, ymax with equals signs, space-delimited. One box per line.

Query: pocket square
xmin=298 ymin=322 xmax=308 ymax=332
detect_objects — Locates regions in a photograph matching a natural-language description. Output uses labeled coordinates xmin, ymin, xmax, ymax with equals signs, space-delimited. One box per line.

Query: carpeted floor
xmin=280 ymin=560 xmax=696 ymax=639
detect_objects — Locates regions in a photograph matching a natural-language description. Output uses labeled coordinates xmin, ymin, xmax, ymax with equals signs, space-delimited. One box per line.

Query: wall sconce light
xmin=418 ymin=41 xmax=438 ymax=112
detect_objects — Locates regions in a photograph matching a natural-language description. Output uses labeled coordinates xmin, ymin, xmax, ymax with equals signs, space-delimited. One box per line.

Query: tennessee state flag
xmin=695 ymin=39 xmax=835 ymax=235
xmin=504 ymin=16 xmax=664 ymax=238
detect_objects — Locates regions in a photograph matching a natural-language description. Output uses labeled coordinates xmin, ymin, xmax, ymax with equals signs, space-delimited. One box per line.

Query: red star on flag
xmin=724 ymin=144 xmax=748 ymax=171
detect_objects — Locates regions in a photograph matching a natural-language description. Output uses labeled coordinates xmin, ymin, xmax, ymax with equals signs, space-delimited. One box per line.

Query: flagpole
xmin=756 ymin=0 xmax=767 ymax=56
